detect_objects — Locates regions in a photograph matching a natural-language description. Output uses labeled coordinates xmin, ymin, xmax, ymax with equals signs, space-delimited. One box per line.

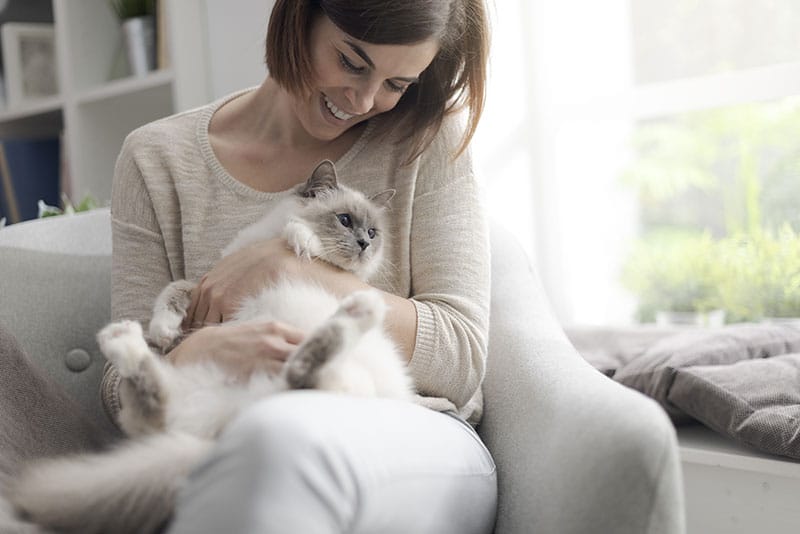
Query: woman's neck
xmin=213 ymin=79 xmax=324 ymax=151
xmin=207 ymin=79 xmax=366 ymax=192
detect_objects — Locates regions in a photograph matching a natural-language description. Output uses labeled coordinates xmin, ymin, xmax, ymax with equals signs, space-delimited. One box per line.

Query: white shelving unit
xmin=0 ymin=0 xmax=216 ymax=205
xmin=0 ymin=0 xmax=271 ymax=210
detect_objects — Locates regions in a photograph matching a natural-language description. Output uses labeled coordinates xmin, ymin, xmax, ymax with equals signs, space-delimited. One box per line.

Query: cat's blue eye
xmin=368 ymin=228 xmax=376 ymax=239
xmin=337 ymin=214 xmax=352 ymax=228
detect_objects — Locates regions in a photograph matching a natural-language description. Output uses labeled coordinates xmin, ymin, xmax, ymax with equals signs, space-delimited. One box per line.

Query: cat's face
xmin=297 ymin=161 xmax=393 ymax=277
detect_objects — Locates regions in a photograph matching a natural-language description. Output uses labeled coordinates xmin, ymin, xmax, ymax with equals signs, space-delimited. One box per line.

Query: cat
xmin=8 ymin=160 xmax=414 ymax=534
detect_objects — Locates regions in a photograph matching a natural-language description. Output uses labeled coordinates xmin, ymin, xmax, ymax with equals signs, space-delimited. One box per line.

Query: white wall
xmin=203 ymin=0 xmax=272 ymax=98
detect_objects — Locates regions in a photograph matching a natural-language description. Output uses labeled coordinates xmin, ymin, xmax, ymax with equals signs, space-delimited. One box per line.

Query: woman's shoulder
xmin=424 ymin=111 xmax=470 ymax=160
xmin=122 ymin=104 xmax=208 ymax=154
xmin=122 ymin=88 xmax=255 ymax=157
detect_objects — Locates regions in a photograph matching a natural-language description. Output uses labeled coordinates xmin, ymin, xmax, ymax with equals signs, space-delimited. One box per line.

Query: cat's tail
xmin=7 ymin=432 xmax=212 ymax=534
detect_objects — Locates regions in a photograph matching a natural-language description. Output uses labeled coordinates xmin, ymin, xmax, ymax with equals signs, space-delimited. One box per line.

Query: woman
xmin=105 ymin=1 xmax=497 ymax=532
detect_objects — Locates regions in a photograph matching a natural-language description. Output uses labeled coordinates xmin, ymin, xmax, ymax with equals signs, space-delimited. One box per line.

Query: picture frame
xmin=1 ymin=22 xmax=59 ymax=109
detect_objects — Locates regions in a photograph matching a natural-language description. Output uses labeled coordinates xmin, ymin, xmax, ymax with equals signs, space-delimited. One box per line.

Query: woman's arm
xmin=404 ymin=118 xmax=491 ymax=414
xmin=407 ymin=172 xmax=491 ymax=411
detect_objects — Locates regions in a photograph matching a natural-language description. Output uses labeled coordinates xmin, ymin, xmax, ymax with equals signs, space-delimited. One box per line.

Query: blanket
xmin=568 ymin=323 xmax=800 ymax=460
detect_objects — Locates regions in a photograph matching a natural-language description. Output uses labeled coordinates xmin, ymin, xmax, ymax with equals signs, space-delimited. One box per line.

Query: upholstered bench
xmin=567 ymin=325 xmax=800 ymax=534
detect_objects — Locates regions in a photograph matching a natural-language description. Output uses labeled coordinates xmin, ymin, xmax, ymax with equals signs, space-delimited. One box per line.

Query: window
xmin=474 ymin=0 xmax=800 ymax=326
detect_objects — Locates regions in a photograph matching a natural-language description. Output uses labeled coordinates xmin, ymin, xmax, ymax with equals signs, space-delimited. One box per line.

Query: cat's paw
xmin=338 ymin=290 xmax=386 ymax=332
xmin=284 ymin=221 xmax=322 ymax=261
xmin=148 ymin=313 xmax=184 ymax=352
xmin=97 ymin=320 xmax=150 ymax=376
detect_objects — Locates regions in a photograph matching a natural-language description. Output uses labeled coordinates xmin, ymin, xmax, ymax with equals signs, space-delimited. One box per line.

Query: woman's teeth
xmin=324 ymin=95 xmax=355 ymax=121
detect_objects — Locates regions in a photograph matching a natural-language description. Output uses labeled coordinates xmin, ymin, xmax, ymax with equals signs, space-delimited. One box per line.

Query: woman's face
xmin=291 ymin=14 xmax=440 ymax=141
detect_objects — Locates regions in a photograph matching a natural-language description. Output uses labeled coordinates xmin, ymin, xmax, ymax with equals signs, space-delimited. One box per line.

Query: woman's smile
xmin=322 ymin=93 xmax=358 ymax=121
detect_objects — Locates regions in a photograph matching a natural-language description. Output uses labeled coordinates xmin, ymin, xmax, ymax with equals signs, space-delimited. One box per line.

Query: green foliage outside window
xmin=109 ymin=0 xmax=156 ymax=20
xmin=621 ymin=97 xmax=800 ymax=322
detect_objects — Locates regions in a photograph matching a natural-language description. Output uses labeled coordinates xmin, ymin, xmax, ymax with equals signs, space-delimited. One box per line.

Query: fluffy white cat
xmin=8 ymin=160 xmax=413 ymax=534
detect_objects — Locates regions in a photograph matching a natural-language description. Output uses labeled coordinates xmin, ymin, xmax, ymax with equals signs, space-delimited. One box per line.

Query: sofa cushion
xmin=668 ymin=354 xmax=800 ymax=459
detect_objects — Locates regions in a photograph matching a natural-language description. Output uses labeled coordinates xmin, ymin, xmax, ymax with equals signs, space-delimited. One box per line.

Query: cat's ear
xmin=301 ymin=160 xmax=339 ymax=198
xmin=370 ymin=189 xmax=395 ymax=208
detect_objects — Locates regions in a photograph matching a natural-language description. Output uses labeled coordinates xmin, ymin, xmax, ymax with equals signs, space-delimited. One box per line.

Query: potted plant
xmin=717 ymin=227 xmax=800 ymax=324
xmin=622 ymin=231 xmax=726 ymax=326
xmin=110 ymin=0 xmax=156 ymax=76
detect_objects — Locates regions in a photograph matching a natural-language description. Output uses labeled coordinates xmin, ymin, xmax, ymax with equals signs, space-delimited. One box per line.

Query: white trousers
xmin=166 ymin=391 xmax=497 ymax=534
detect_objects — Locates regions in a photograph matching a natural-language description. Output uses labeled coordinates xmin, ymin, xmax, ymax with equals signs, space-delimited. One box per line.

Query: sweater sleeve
xmin=407 ymin=123 xmax=491 ymax=415
xmin=101 ymin=131 xmax=175 ymax=423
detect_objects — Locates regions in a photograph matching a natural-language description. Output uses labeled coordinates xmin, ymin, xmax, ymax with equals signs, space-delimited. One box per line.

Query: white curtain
xmin=473 ymin=0 xmax=637 ymax=326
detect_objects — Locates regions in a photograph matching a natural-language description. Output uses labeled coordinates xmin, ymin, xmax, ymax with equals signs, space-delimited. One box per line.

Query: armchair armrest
xmin=481 ymin=222 xmax=685 ymax=534
xmin=0 ymin=210 xmax=117 ymax=437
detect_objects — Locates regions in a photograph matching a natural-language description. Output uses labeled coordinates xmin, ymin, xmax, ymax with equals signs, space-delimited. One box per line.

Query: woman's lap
xmin=167 ymin=391 xmax=497 ymax=534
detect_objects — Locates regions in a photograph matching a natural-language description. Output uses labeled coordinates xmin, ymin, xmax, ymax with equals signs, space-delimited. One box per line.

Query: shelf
xmin=0 ymin=96 xmax=64 ymax=123
xmin=75 ymin=69 xmax=174 ymax=106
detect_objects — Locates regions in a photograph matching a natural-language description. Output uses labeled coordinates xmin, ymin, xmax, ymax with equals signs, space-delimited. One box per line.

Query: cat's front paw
xmin=283 ymin=220 xmax=322 ymax=261
xmin=97 ymin=320 xmax=150 ymax=376
xmin=338 ymin=290 xmax=386 ymax=332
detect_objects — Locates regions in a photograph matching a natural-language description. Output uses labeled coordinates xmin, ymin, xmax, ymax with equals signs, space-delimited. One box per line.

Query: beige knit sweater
xmin=101 ymin=89 xmax=490 ymax=425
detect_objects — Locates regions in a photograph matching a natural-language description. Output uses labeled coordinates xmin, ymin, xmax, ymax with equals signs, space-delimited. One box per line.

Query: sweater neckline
xmin=196 ymin=88 xmax=375 ymax=199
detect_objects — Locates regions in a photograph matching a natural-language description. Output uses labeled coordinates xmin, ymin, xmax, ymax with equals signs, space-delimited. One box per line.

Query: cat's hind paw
xmin=338 ymin=290 xmax=386 ymax=333
xmin=97 ymin=320 xmax=151 ymax=376
xmin=148 ymin=314 xmax=183 ymax=353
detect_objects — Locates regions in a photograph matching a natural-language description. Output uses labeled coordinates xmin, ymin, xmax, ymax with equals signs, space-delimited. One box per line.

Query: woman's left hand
xmin=184 ymin=238 xmax=330 ymax=327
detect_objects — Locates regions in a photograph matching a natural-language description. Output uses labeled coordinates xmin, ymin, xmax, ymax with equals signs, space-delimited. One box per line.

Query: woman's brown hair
xmin=265 ymin=0 xmax=489 ymax=164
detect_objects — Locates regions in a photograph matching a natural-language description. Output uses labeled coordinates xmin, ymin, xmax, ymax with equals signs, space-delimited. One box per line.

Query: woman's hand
xmin=184 ymin=238 xmax=296 ymax=328
xmin=168 ymin=320 xmax=305 ymax=380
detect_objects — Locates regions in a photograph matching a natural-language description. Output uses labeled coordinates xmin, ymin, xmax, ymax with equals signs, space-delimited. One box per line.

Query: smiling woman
xmin=267 ymin=0 xmax=488 ymax=163
xmin=90 ymin=1 xmax=498 ymax=534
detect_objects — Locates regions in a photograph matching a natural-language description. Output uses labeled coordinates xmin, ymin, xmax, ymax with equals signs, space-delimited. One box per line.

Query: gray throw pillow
xmin=614 ymin=324 xmax=800 ymax=421
xmin=668 ymin=354 xmax=800 ymax=460
xmin=566 ymin=326 xmax=680 ymax=377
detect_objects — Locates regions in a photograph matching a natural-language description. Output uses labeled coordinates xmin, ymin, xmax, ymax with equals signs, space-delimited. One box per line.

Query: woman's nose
xmin=344 ymin=83 xmax=379 ymax=115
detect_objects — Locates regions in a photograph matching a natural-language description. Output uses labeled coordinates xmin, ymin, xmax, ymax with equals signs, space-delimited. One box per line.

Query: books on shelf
xmin=0 ymin=136 xmax=60 ymax=224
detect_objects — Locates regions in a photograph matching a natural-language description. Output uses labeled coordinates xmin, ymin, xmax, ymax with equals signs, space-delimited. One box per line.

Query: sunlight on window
xmin=474 ymin=0 xmax=800 ymax=326
xmin=630 ymin=0 xmax=800 ymax=84
xmin=621 ymin=97 xmax=800 ymax=323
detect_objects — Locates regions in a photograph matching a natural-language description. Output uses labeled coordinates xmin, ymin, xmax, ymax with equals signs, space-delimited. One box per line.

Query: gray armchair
xmin=0 ymin=209 xmax=685 ymax=533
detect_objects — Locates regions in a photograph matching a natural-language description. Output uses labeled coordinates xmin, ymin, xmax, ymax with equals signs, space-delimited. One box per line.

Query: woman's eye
xmin=385 ymin=81 xmax=407 ymax=94
xmin=339 ymin=53 xmax=364 ymax=74
xmin=368 ymin=228 xmax=376 ymax=239
xmin=337 ymin=214 xmax=353 ymax=228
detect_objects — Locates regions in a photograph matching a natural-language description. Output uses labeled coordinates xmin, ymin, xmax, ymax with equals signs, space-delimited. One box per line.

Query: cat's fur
xmin=7 ymin=160 xmax=413 ymax=534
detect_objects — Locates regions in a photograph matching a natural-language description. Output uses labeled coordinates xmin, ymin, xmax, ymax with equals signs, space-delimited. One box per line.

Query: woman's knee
xmin=221 ymin=392 xmax=345 ymax=470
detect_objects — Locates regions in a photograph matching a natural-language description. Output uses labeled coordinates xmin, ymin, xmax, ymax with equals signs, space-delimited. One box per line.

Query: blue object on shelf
xmin=0 ymin=137 xmax=60 ymax=223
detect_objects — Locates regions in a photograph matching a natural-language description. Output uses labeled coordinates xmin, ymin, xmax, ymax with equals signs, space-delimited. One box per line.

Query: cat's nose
xmin=357 ymin=239 xmax=369 ymax=251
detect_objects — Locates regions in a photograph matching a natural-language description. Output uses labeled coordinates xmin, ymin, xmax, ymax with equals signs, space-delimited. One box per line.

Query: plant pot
xmin=122 ymin=15 xmax=155 ymax=76
xmin=655 ymin=309 xmax=726 ymax=328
